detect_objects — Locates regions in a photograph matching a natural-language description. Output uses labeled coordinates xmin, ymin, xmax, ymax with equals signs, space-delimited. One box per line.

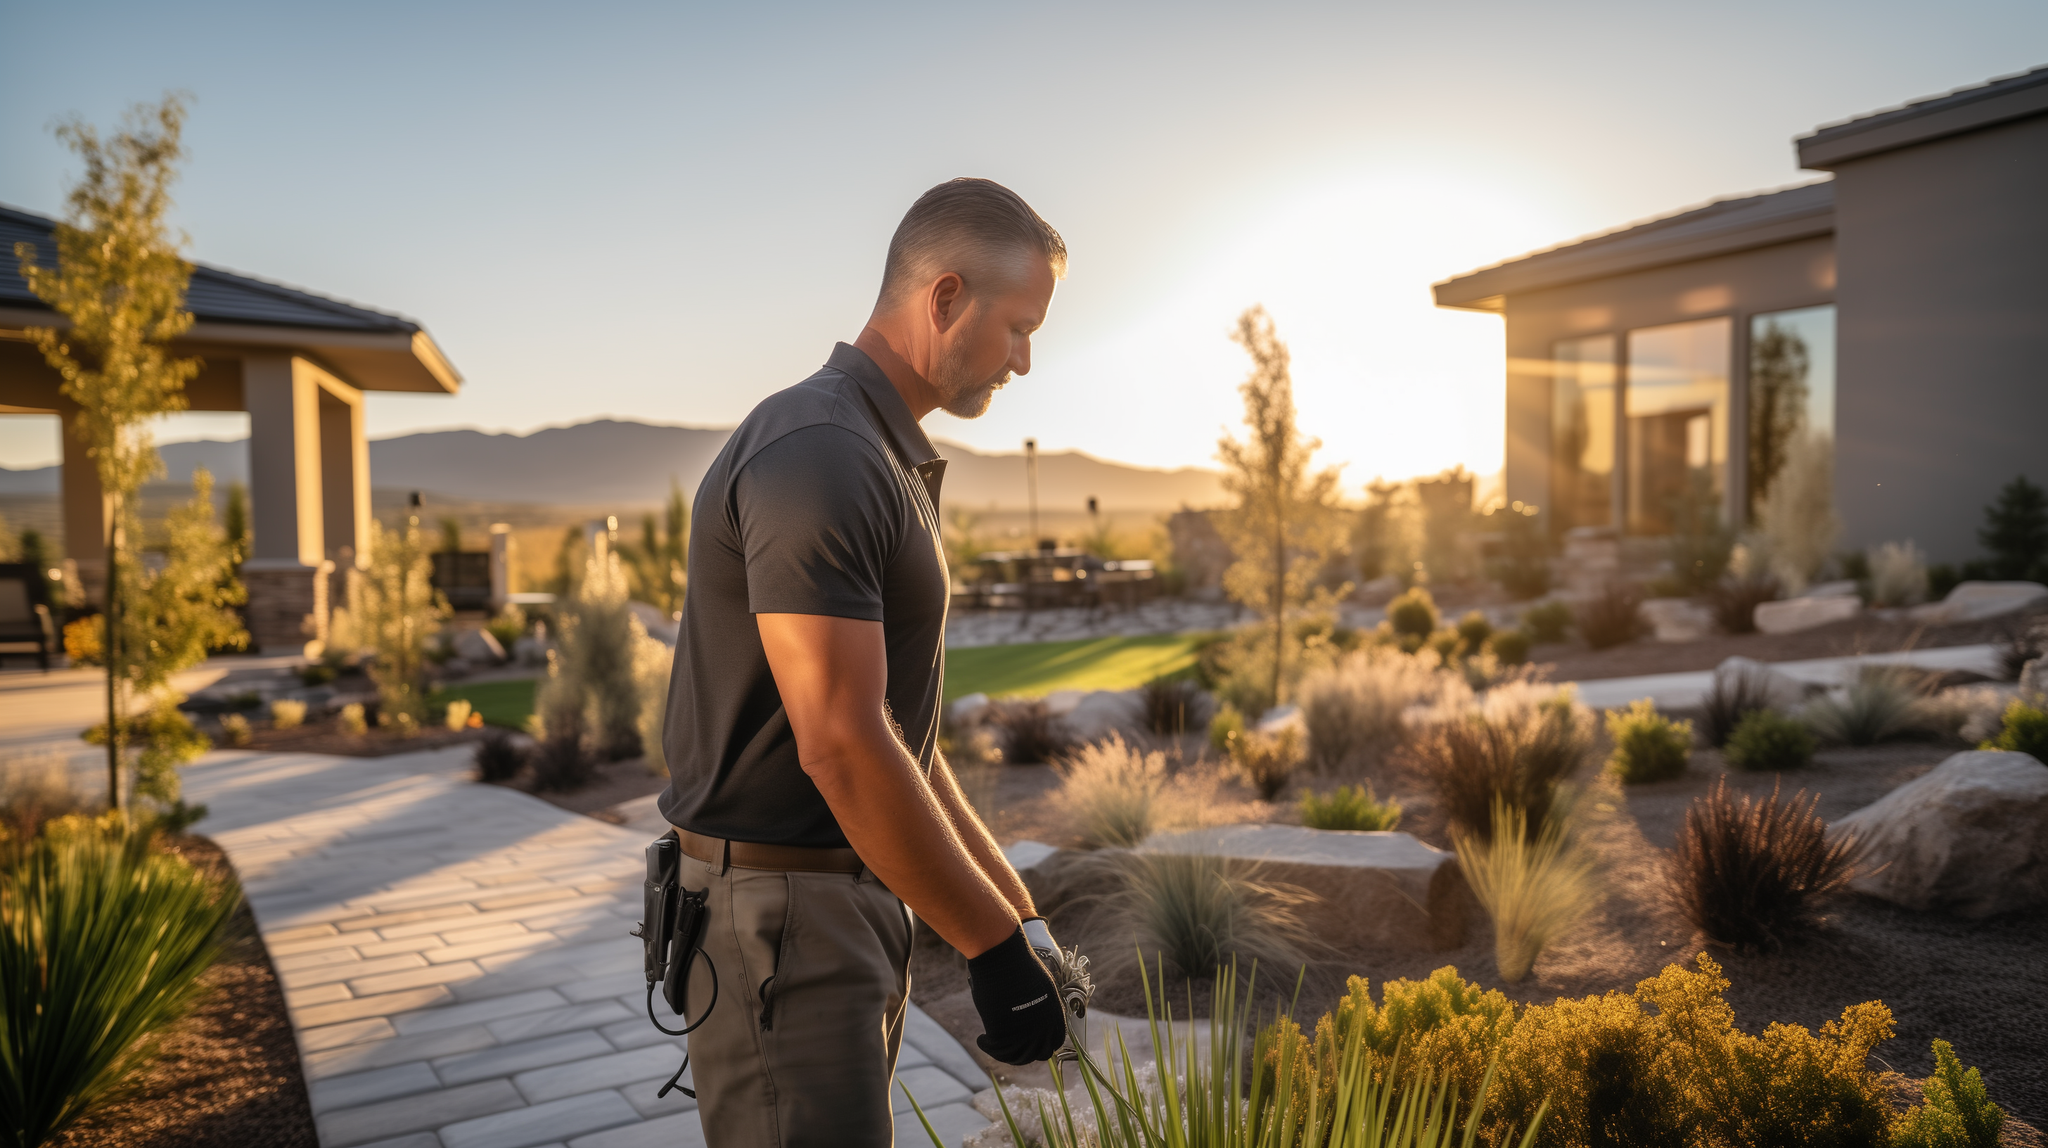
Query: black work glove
xmin=967 ymin=926 xmax=1067 ymax=1065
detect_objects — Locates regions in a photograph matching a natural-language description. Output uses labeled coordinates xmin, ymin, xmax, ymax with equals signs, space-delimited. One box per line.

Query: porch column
xmin=57 ymin=409 xmax=106 ymax=603
xmin=242 ymin=354 xmax=328 ymax=653
xmin=318 ymin=377 xmax=370 ymax=568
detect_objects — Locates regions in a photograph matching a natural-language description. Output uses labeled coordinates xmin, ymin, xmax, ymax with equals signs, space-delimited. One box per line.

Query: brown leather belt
xmin=675 ymin=828 xmax=865 ymax=874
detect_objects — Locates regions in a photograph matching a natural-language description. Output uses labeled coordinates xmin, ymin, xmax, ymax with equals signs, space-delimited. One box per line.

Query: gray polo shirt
xmin=656 ymin=343 xmax=949 ymax=849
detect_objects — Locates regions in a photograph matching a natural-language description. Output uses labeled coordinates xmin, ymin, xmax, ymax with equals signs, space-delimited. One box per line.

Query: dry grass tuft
xmin=1802 ymin=665 xmax=1925 ymax=745
xmin=1453 ymin=799 xmax=1599 ymax=983
xmin=1052 ymin=735 xmax=1181 ymax=849
xmin=1120 ymin=851 xmax=1315 ymax=981
xmin=1412 ymin=685 xmax=1593 ymax=842
xmin=1296 ymin=648 xmax=1448 ymax=770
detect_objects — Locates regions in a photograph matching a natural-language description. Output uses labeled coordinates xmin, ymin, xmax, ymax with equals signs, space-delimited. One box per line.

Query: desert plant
xmin=1669 ymin=778 xmax=1859 ymax=952
xmin=269 ymin=699 xmax=306 ymax=730
xmin=1296 ymin=648 xmax=1443 ymax=770
xmin=1724 ymin=709 xmax=1815 ymax=772
xmin=529 ymin=715 xmax=597 ymax=793
xmin=353 ymin=518 xmax=447 ymax=727
xmin=1207 ymin=703 xmax=1245 ymax=754
xmin=1230 ymin=725 xmax=1303 ymax=801
xmin=987 ymin=698 xmax=1073 ymax=765
xmin=1804 ymin=666 xmax=1924 ymax=745
xmin=1454 ymin=801 xmax=1598 ymax=984
xmin=1891 ymin=1039 xmax=2004 ymax=1148
xmin=1603 ymin=699 xmax=1692 ymax=784
xmin=1416 ymin=691 xmax=1592 ymax=842
xmin=1520 ymin=601 xmax=1570 ymax=644
xmin=218 ymin=712 xmax=251 ymax=747
xmin=1868 ymin=541 xmax=1930 ymax=607
xmin=1976 ymin=474 xmax=2048 ymax=582
xmin=472 ymin=728 xmax=527 ymax=784
xmin=631 ymin=628 xmax=673 ymax=775
xmin=1138 ymin=675 xmax=1206 ymax=738
xmin=1709 ymin=568 xmax=1782 ymax=635
xmin=1699 ymin=665 xmax=1776 ymax=747
xmin=0 ymin=815 xmax=235 ymax=1146
xmin=1121 ymin=852 xmax=1312 ymax=981
xmin=1426 ymin=628 xmax=1463 ymax=663
xmin=1486 ymin=630 xmax=1531 ymax=667
xmin=1979 ymin=698 xmax=2048 ymax=761
xmin=1052 ymin=734 xmax=1173 ymax=849
xmin=443 ymin=699 xmax=473 ymax=732
xmin=1573 ymin=583 xmax=1642 ymax=650
xmin=1387 ymin=586 xmax=1439 ymax=639
xmin=535 ymin=549 xmax=644 ymax=764
xmin=1455 ymin=610 xmax=1494 ymax=650
xmin=1299 ymin=783 xmax=1402 ymax=831
xmin=338 ymin=703 xmax=367 ymax=735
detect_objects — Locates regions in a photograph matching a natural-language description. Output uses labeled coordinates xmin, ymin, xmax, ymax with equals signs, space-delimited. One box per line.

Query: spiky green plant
xmin=1890 ymin=1039 xmax=2004 ymax=1148
xmin=1123 ymin=853 xmax=1314 ymax=981
xmin=1803 ymin=666 xmax=1923 ymax=746
xmin=1453 ymin=801 xmax=1599 ymax=984
xmin=0 ymin=816 xmax=235 ymax=1147
xmin=1300 ymin=784 xmax=1403 ymax=831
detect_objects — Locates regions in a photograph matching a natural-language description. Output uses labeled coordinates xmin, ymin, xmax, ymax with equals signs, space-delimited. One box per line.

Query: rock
xmin=1042 ymin=689 xmax=1087 ymax=717
xmin=1064 ymin=690 xmax=1142 ymax=743
xmin=1832 ymin=749 xmax=2048 ymax=918
xmin=1754 ymin=594 xmax=1861 ymax=634
xmin=1796 ymin=580 xmax=1861 ymax=600
xmin=1713 ymin=655 xmax=1810 ymax=710
xmin=950 ymin=692 xmax=992 ymax=726
xmin=1255 ymin=704 xmax=1305 ymax=737
xmin=512 ymin=635 xmax=551 ymax=667
xmin=448 ymin=627 xmax=506 ymax=664
xmin=1138 ymin=824 xmax=1468 ymax=950
xmin=1909 ymin=581 xmax=2048 ymax=625
xmin=1002 ymin=840 xmax=1059 ymax=872
xmin=1640 ymin=597 xmax=1715 ymax=642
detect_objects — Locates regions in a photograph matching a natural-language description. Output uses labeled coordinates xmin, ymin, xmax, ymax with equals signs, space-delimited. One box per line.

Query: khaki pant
xmin=678 ymin=850 xmax=912 ymax=1148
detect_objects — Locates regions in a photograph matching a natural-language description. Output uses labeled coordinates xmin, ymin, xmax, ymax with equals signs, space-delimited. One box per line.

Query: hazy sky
xmin=3 ymin=1 xmax=2042 ymax=489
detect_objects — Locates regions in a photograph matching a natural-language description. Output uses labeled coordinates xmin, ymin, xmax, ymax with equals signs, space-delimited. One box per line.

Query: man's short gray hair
xmin=877 ymin=178 xmax=1066 ymax=307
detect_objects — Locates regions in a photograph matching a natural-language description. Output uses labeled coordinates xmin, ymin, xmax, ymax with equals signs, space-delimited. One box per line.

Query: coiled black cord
xmin=646 ymin=945 xmax=717 ymax=1098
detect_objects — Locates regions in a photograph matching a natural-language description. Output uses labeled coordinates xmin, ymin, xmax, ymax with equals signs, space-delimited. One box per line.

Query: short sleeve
xmin=734 ymin=424 xmax=901 ymax=619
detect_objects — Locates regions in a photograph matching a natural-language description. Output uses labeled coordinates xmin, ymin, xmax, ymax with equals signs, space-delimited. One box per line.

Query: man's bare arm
xmin=756 ymin=612 xmax=1017 ymax=958
xmin=928 ymin=755 xmax=1036 ymax=921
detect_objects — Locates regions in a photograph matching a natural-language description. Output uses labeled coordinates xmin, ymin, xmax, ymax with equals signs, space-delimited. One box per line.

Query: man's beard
xmin=933 ymin=343 xmax=1009 ymax=419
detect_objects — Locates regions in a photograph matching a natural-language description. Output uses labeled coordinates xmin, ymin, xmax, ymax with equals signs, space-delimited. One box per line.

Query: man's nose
xmin=1011 ymin=338 xmax=1032 ymax=377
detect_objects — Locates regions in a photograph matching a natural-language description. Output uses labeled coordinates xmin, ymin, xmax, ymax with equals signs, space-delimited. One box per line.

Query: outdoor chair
xmin=0 ymin=563 xmax=57 ymax=671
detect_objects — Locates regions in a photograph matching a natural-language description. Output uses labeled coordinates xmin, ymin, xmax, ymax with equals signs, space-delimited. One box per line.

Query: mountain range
xmin=0 ymin=418 xmax=1226 ymax=511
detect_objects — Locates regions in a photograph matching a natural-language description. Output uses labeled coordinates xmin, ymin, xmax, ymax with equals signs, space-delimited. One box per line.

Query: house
xmin=1432 ymin=66 xmax=2048 ymax=566
xmin=0 ymin=204 xmax=462 ymax=651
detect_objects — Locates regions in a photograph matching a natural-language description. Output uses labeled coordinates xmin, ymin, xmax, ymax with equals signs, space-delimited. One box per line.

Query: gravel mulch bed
xmin=51 ymin=836 xmax=318 ymax=1148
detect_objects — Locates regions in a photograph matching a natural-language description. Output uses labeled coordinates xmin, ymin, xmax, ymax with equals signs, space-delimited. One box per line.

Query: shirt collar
xmin=827 ymin=342 xmax=940 ymax=469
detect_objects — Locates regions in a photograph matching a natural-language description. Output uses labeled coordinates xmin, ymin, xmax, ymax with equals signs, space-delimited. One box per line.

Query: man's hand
xmin=967 ymin=927 xmax=1067 ymax=1065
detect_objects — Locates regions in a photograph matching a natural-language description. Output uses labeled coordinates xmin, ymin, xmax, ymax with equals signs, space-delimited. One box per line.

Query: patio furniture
xmin=0 ymin=563 xmax=57 ymax=671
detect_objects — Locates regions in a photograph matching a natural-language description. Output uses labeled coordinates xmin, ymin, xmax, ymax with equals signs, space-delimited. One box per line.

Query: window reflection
xmin=1748 ymin=305 xmax=1835 ymax=521
xmin=1552 ymin=336 xmax=1616 ymax=533
xmin=1625 ymin=318 xmax=1730 ymax=535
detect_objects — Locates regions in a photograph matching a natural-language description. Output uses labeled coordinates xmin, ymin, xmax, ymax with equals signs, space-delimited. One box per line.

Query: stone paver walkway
xmin=184 ymin=746 xmax=994 ymax=1148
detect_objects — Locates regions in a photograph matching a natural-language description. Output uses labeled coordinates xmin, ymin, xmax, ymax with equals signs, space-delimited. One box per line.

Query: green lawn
xmin=431 ymin=677 xmax=538 ymax=729
xmin=943 ymin=634 xmax=1203 ymax=701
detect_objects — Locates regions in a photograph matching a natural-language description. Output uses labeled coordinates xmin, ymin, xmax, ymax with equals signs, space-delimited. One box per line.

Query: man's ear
xmin=929 ymin=272 xmax=966 ymax=333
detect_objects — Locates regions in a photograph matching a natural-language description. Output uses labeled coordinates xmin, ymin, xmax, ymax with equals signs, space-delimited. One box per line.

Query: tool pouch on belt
xmin=630 ymin=830 xmax=715 ymax=1096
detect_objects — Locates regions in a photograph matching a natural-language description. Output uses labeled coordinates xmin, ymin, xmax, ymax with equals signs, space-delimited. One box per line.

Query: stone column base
xmin=242 ymin=559 xmax=333 ymax=655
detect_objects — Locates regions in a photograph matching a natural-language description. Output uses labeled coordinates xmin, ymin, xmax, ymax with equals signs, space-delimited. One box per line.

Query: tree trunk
xmin=104 ymin=495 xmax=123 ymax=812
xmin=1270 ymin=495 xmax=1286 ymax=711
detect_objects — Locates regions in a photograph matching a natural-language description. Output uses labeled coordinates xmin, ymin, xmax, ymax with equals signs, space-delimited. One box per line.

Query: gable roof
xmin=1798 ymin=65 xmax=2048 ymax=169
xmin=1432 ymin=180 xmax=1834 ymax=312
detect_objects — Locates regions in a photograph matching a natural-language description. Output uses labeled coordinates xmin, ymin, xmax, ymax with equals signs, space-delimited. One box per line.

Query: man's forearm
xmin=930 ymin=757 xmax=1036 ymax=921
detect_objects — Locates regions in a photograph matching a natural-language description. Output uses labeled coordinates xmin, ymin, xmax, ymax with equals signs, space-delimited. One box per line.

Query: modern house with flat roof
xmin=0 ymin=204 xmax=462 ymax=650
xmin=1434 ymin=66 xmax=2048 ymax=566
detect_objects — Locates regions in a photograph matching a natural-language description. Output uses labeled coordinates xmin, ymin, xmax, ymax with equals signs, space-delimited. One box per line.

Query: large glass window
xmin=1551 ymin=336 xmax=1616 ymax=532
xmin=1748 ymin=305 xmax=1835 ymax=521
xmin=1624 ymin=318 xmax=1730 ymax=534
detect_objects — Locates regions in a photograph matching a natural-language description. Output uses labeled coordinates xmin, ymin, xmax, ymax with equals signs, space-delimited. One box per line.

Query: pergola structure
xmin=0 ymin=203 xmax=462 ymax=651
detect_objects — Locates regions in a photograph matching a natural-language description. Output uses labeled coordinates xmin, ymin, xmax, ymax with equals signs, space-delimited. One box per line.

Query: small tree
xmin=1978 ymin=475 xmax=2048 ymax=581
xmin=536 ymin=547 xmax=645 ymax=777
xmin=1747 ymin=320 xmax=1810 ymax=520
xmin=1215 ymin=307 xmax=1346 ymax=709
xmin=354 ymin=518 xmax=446 ymax=726
xmin=15 ymin=95 xmax=201 ymax=810
xmin=625 ymin=478 xmax=689 ymax=617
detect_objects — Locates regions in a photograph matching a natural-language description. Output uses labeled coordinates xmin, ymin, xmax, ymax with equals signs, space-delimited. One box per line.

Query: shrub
xmin=1053 ymin=734 xmax=1174 ymax=849
xmin=0 ymin=754 xmax=92 ymax=841
xmin=530 ymin=718 xmax=597 ymax=793
xmin=484 ymin=602 xmax=527 ymax=652
xmin=0 ymin=816 xmax=235 ymax=1146
xmin=1426 ymin=628 xmax=1463 ymax=663
xmin=218 ymin=712 xmax=252 ymax=747
xmin=1725 ymin=709 xmax=1815 ymax=772
xmin=1455 ymin=610 xmax=1493 ymax=649
xmin=1415 ymin=689 xmax=1592 ymax=842
xmin=1299 ymin=783 xmax=1402 ymax=831
xmin=1805 ymin=666 xmax=1923 ymax=745
xmin=1976 ymin=474 xmax=2048 ymax=582
xmin=1574 ymin=583 xmax=1642 ymax=650
xmin=1521 ymin=601 xmax=1571 ymax=644
xmin=472 ymin=728 xmax=527 ymax=784
xmin=1295 ymin=648 xmax=1442 ymax=770
xmin=442 ymin=699 xmax=473 ymax=732
xmin=631 ymin=628 xmax=673 ymax=775
xmin=1486 ymin=629 xmax=1531 ymax=666
xmin=1121 ymin=852 xmax=1311 ymax=981
xmin=1891 ymin=1039 xmax=2004 ymax=1148
xmin=269 ymin=699 xmax=306 ymax=730
xmin=1700 ymin=665 xmax=1776 ymax=747
xmin=1230 ymin=726 xmax=1302 ymax=801
xmin=338 ymin=702 xmax=367 ymax=735
xmin=1603 ymin=699 xmax=1692 ymax=784
xmin=1710 ymin=571 xmax=1781 ymax=635
xmin=1868 ymin=541 xmax=1931 ymax=607
xmin=987 ymin=698 xmax=1073 ymax=765
xmin=1669 ymin=778 xmax=1860 ymax=953
xmin=1454 ymin=801 xmax=1598 ymax=984
xmin=1979 ymin=698 xmax=2048 ymax=761
xmin=1207 ymin=703 xmax=1245 ymax=754
xmin=62 ymin=616 xmax=102 ymax=666
xmin=1387 ymin=586 xmax=1439 ymax=638
xmin=536 ymin=550 xmax=645 ymax=764
xmin=1138 ymin=675 xmax=1206 ymax=737
xmin=351 ymin=518 xmax=447 ymax=725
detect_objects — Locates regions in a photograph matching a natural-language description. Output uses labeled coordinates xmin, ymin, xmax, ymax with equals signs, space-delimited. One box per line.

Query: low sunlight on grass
xmin=944 ymin=635 xmax=1202 ymax=701
xmin=431 ymin=678 xmax=538 ymax=729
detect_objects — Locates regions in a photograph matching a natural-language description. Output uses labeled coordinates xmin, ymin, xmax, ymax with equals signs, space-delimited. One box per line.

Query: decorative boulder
xmin=1909 ymin=580 xmax=2048 ymax=625
xmin=1255 ymin=704 xmax=1306 ymax=738
xmin=1796 ymin=579 xmax=1861 ymax=600
xmin=1064 ymin=690 xmax=1143 ymax=743
xmin=1001 ymin=839 xmax=1059 ymax=873
xmin=1138 ymin=824 xmax=1468 ymax=950
xmin=1754 ymin=594 xmax=1861 ymax=634
xmin=448 ymin=627 xmax=506 ymax=665
xmin=1640 ymin=598 xmax=1715 ymax=642
xmin=950 ymin=692 xmax=992 ymax=726
xmin=1832 ymin=749 xmax=2048 ymax=918
xmin=1714 ymin=655 xmax=1811 ymax=710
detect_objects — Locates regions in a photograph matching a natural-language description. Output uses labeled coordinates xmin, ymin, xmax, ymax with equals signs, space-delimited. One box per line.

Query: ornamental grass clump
xmin=1138 ymin=675 xmax=1206 ymax=737
xmin=1453 ymin=801 xmax=1599 ymax=984
xmin=1299 ymin=783 xmax=1402 ymax=831
xmin=1670 ymin=778 xmax=1860 ymax=952
xmin=1574 ymin=583 xmax=1642 ymax=650
xmin=472 ymin=728 xmax=527 ymax=784
xmin=1415 ymin=687 xmax=1592 ymax=842
xmin=1805 ymin=665 xmax=1924 ymax=746
xmin=1296 ymin=648 xmax=1443 ymax=770
xmin=0 ymin=815 xmax=236 ymax=1147
xmin=1230 ymin=725 xmax=1304 ymax=801
xmin=1724 ymin=709 xmax=1815 ymax=772
xmin=1053 ymin=734 xmax=1175 ymax=849
xmin=1699 ymin=664 xmax=1777 ymax=748
xmin=988 ymin=698 xmax=1074 ymax=765
xmin=1122 ymin=853 xmax=1314 ymax=981
xmin=1603 ymin=699 xmax=1692 ymax=784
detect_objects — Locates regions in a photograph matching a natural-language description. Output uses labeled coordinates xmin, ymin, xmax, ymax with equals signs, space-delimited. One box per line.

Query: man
xmin=656 ymin=178 xmax=1074 ymax=1147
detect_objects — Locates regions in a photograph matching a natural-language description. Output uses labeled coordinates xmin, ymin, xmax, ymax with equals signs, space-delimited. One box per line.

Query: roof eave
xmin=1797 ymin=68 xmax=2048 ymax=168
